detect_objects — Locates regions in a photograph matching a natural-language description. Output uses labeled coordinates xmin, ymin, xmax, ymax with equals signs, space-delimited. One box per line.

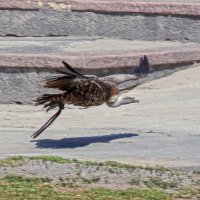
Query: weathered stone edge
xmin=1 ymin=0 xmax=200 ymax=16
xmin=0 ymin=46 xmax=200 ymax=71
xmin=70 ymin=0 xmax=200 ymax=16
xmin=0 ymin=1 xmax=41 ymax=10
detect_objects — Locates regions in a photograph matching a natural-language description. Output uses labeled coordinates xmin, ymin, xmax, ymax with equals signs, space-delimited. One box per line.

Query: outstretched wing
xmin=100 ymin=55 xmax=150 ymax=85
xmin=44 ymin=61 xmax=88 ymax=91
xmin=134 ymin=55 xmax=149 ymax=76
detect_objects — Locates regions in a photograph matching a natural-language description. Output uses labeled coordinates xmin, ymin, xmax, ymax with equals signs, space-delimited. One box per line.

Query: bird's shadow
xmin=31 ymin=133 xmax=138 ymax=149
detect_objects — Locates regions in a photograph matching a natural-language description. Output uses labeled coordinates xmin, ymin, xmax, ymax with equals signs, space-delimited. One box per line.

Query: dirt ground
xmin=0 ymin=64 xmax=200 ymax=168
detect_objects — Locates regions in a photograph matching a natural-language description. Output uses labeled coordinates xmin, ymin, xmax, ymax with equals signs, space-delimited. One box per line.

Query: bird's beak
xmin=134 ymin=98 xmax=139 ymax=103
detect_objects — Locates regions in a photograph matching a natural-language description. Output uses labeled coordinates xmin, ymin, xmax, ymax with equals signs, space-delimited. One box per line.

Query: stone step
xmin=0 ymin=37 xmax=200 ymax=74
xmin=1 ymin=1 xmax=200 ymax=42
xmin=2 ymin=0 xmax=200 ymax=16
xmin=2 ymin=36 xmax=200 ymax=104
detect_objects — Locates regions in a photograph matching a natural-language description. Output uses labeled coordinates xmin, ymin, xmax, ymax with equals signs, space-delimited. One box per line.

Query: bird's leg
xmin=58 ymin=101 xmax=65 ymax=110
xmin=31 ymin=101 xmax=65 ymax=139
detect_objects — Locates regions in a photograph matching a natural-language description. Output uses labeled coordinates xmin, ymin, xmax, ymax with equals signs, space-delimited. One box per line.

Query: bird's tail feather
xmin=62 ymin=61 xmax=88 ymax=79
xmin=34 ymin=93 xmax=64 ymax=112
xmin=135 ymin=55 xmax=150 ymax=76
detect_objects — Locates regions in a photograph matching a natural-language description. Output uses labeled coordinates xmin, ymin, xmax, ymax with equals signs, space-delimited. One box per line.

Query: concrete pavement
xmin=0 ymin=0 xmax=200 ymax=169
xmin=0 ymin=63 xmax=199 ymax=168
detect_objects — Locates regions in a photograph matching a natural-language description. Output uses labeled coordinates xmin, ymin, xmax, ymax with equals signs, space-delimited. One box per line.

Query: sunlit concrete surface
xmin=0 ymin=64 xmax=199 ymax=168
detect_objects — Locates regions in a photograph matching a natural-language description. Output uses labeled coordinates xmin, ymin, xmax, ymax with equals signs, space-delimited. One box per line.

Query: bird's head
xmin=118 ymin=95 xmax=139 ymax=105
xmin=107 ymin=95 xmax=139 ymax=107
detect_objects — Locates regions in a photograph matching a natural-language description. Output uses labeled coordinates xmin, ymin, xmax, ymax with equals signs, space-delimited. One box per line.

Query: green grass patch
xmin=81 ymin=188 xmax=172 ymax=200
xmin=30 ymin=155 xmax=74 ymax=164
xmin=175 ymin=187 xmax=200 ymax=199
xmin=0 ymin=174 xmax=68 ymax=200
xmin=130 ymin=176 xmax=141 ymax=186
xmin=80 ymin=176 xmax=101 ymax=184
xmin=0 ymin=155 xmax=173 ymax=175
xmin=144 ymin=177 xmax=178 ymax=189
xmin=3 ymin=174 xmax=46 ymax=184
xmin=144 ymin=166 xmax=173 ymax=174
xmin=0 ymin=174 xmax=172 ymax=200
xmin=195 ymin=178 xmax=200 ymax=186
xmin=0 ymin=156 xmax=26 ymax=167
xmin=29 ymin=155 xmax=172 ymax=174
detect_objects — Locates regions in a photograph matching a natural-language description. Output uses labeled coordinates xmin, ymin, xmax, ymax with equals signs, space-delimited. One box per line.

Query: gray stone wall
xmin=0 ymin=70 xmax=54 ymax=104
xmin=0 ymin=7 xmax=200 ymax=42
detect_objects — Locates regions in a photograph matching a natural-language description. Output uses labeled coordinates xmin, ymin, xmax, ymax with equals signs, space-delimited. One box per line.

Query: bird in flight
xmin=31 ymin=55 xmax=149 ymax=139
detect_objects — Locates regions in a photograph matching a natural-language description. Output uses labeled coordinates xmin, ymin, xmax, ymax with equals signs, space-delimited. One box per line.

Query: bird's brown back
xmin=41 ymin=75 xmax=119 ymax=109
xmin=63 ymin=78 xmax=118 ymax=107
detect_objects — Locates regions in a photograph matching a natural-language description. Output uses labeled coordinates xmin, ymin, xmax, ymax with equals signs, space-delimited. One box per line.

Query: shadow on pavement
xmin=32 ymin=133 xmax=138 ymax=149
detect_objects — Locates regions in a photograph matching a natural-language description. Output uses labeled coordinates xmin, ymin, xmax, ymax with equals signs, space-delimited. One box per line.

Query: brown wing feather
xmin=44 ymin=61 xmax=88 ymax=90
xmin=63 ymin=79 xmax=116 ymax=107
xmin=36 ymin=77 xmax=118 ymax=111
xmin=35 ymin=59 xmax=120 ymax=111
xmin=44 ymin=78 xmax=76 ymax=90
xmin=32 ymin=61 xmax=119 ymax=139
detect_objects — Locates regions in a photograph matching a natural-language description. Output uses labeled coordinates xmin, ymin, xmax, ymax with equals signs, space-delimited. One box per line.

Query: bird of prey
xmin=31 ymin=55 xmax=149 ymax=139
